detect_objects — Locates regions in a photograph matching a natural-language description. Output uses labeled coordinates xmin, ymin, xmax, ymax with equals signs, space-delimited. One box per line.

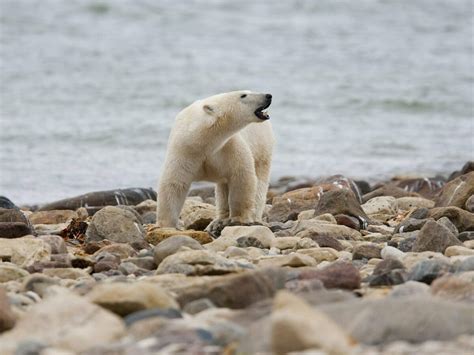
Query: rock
xmin=455 ymin=257 xmax=474 ymax=272
xmin=395 ymin=231 xmax=419 ymax=252
xmin=22 ymin=274 xmax=60 ymax=297
xmin=435 ymin=172 xmax=474 ymax=209
xmin=412 ymin=219 xmax=462 ymax=253
xmin=381 ymin=246 xmax=406 ymax=261
xmin=180 ymin=199 xmax=216 ymax=230
xmin=395 ymin=218 xmax=429 ymax=233
xmin=145 ymin=226 xmax=212 ymax=245
xmin=295 ymin=262 xmax=361 ymax=290
xmin=206 ymin=225 xmax=275 ymax=252
xmin=335 ymin=214 xmax=362 ymax=230
xmin=0 ymin=237 xmax=51 ymax=267
xmin=93 ymin=243 xmax=138 ymax=260
xmin=298 ymin=247 xmax=339 ymax=263
xmin=156 ymin=249 xmax=253 ymax=275
xmin=258 ymin=253 xmax=317 ymax=268
xmin=368 ymin=258 xmax=406 ymax=286
xmin=86 ymin=206 xmax=148 ymax=250
xmin=0 ymin=197 xmax=16 ymax=209
xmin=38 ymin=187 xmax=156 ymax=214
xmin=0 ymin=287 xmax=125 ymax=353
xmin=0 ymin=288 xmax=16 ymax=332
xmin=123 ymin=256 xmax=156 ymax=270
xmin=396 ymin=197 xmax=435 ymax=210
xmin=408 ymin=259 xmax=452 ymax=284
xmin=271 ymin=291 xmax=352 ymax=355
xmin=353 ymin=243 xmax=382 ymax=260
xmin=29 ymin=210 xmax=78 ymax=225
xmin=124 ymin=307 xmax=182 ymax=326
xmin=153 ymin=235 xmax=203 ymax=265
xmin=292 ymin=219 xmax=362 ymax=241
xmin=361 ymin=196 xmax=397 ymax=222
xmin=362 ymin=184 xmax=421 ymax=202
xmin=389 ymin=280 xmax=430 ymax=298
xmin=393 ymin=177 xmax=445 ymax=199
xmin=174 ymin=268 xmax=288 ymax=309
xmin=87 ymin=282 xmax=178 ymax=316
xmin=183 ymin=298 xmax=216 ymax=315
xmin=42 ymin=268 xmax=93 ymax=280
xmin=458 ymin=231 xmax=474 ymax=242
xmin=188 ymin=185 xmax=215 ymax=200
xmin=0 ymin=208 xmax=34 ymax=238
xmin=318 ymin=296 xmax=474 ymax=344
xmin=236 ymin=236 xmax=265 ymax=248
xmin=0 ymin=262 xmax=29 ymax=282
xmin=428 ymin=206 xmax=474 ymax=232
xmin=313 ymin=189 xmax=368 ymax=223
xmin=445 ymin=245 xmax=474 ymax=256
xmin=307 ymin=234 xmax=344 ymax=251
xmin=466 ymin=195 xmax=474 ymax=212
xmin=141 ymin=211 xmax=156 ymax=224
xmin=297 ymin=209 xmax=315 ymax=220
xmin=270 ymin=237 xmax=301 ymax=250
xmin=437 ymin=216 xmax=459 ymax=236
xmin=431 ymin=274 xmax=474 ymax=302
xmin=93 ymin=252 xmax=120 ymax=273
xmin=37 ymin=235 xmax=67 ymax=254
xmin=133 ymin=199 xmax=157 ymax=215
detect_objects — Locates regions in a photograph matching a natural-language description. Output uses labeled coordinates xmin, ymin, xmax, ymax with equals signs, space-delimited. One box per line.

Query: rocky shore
xmin=1 ymin=162 xmax=473 ymax=354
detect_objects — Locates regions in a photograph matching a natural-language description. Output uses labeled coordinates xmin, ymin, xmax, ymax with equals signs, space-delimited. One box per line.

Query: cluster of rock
xmin=0 ymin=163 xmax=473 ymax=354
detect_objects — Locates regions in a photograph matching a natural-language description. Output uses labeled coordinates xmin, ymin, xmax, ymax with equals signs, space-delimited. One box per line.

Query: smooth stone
xmin=271 ymin=291 xmax=352 ymax=355
xmin=307 ymin=234 xmax=343 ymax=251
xmin=366 ymin=224 xmax=394 ymax=235
xmin=389 ymin=280 xmax=431 ymax=298
xmin=85 ymin=206 xmax=147 ymax=250
xmin=258 ymin=253 xmax=317 ymax=268
xmin=408 ymin=259 xmax=452 ymax=284
xmin=180 ymin=199 xmax=216 ymax=230
xmin=223 ymin=246 xmax=249 ymax=258
xmin=428 ymin=206 xmax=474 ymax=232
xmin=361 ymin=196 xmax=397 ymax=218
xmin=335 ymin=214 xmax=362 ymax=230
xmin=412 ymin=220 xmax=462 ymax=253
xmin=396 ymin=197 xmax=435 ymax=210
xmin=297 ymin=247 xmax=339 ymax=263
xmin=313 ymin=213 xmax=338 ymax=224
xmin=271 ymin=237 xmax=302 ymax=250
xmin=0 ymin=286 xmax=125 ymax=353
xmin=221 ymin=225 xmax=275 ymax=248
xmin=434 ymin=172 xmax=474 ymax=209
xmin=431 ymin=274 xmax=474 ymax=302
xmin=93 ymin=244 xmax=138 ymax=260
xmin=156 ymin=249 xmax=254 ymax=276
xmin=0 ymin=288 xmax=16 ymax=332
xmin=146 ymin=226 xmax=212 ymax=245
xmin=445 ymin=245 xmax=474 ymax=257
xmin=381 ymin=246 xmax=406 ymax=261
xmin=133 ymin=199 xmax=157 ymax=215
xmin=294 ymin=262 xmax=361 ymax=290
xmin=87 ymin=282 xmax=178 ymax=316
xmin=353 ymin=243 xmax=382 ymax=260
xmin=0 ymin=262 xmax=30 ymax=282
xmin=42 ymin=268 xmax=93 ymax=280
xmin=93 ymin=252 xmax=120 ymax=273
xmin=0 ymin=237 xmax=51 ymax=267
xmin=37 ymin=235 xmax=67 ymax=254
xmin=29 ymin=210 xmax=78 ymax=225
xmin=318 ymin=296 xmax=474 ymax=344
xmin=292 ymin=220 xmax=362 ymax=241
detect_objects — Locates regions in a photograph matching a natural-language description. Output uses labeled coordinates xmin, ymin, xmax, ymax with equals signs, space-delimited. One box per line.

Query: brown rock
xmin=466 ymin=195 xmax=474 ymax=213
xmin=412 ymin=220 xmax=462 ymax=253
xmin=363 ymin=184 xmax=420 ymax=203
xmin=306 ymin=234 xmax=344 ymax=251
xmin=0 ymin=208 xmax=34 ymax=238
xmin=296 ymin=262 xmax=361 ymax=290
xmin=93 ymin=243 xmax=138 ymax=260
xmin=29 ymin=210 xmax=78 ymax=225
xmin=428 ymin=206 xmax=474 ymax=232
xmin=0 ymin=288 xmax=16 ymax=332
xmin=314 ymin=189 xmax=368 ymax=222
xmin=146 ymin=226 xmax=212 ymax=245
xmin=393 ymin=177 xmax=445 ymax=199
xmin=435 ymin=172 xmax=474 ymax=209
xmin=353 ymin=243 xmax=382 ymax=260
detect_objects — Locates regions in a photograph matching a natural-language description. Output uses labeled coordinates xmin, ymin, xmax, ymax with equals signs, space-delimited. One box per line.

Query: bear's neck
xmin=206 ymin=115 xmax=249 ymax=150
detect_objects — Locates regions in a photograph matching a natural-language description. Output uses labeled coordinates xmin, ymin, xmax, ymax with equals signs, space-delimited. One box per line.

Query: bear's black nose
xmin=265 ymin=94 xmax=272 ymax=99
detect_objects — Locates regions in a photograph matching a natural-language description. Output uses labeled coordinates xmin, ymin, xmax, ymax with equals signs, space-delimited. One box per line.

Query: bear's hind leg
xmin=215 ymin=182 xmax=230 ymax=219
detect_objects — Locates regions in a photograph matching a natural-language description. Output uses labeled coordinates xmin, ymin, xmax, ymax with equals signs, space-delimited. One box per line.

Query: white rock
xmin=381 ymin=246 xmax=406 ymax=261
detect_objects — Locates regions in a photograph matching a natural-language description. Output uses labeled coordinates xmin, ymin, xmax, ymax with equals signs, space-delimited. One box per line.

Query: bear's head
xmin=202 ymin=90 xmax=272 ymax=125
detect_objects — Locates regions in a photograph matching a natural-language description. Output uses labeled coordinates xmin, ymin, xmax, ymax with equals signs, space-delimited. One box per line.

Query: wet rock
xmin=146 ymin=226 xmax=212 ymax=245
xmin=292 ymin=219 xmax=362 ymax=241
xmin=307 ymin=234 xmax=344 ymax=251
xmin=258 ymin=253 xmax=317 ymax=268
xmin=37 ymin=235 xmax=67 ymax=254
xmin=156 ymin=249 xmax=253 ymax=275
xmin=29 ymin=210 xmax=78 ymax=225
xmin=0 ymin=208 xmax=34 ymax=238
xmin=408 ymin=259 xmax=452 ymax=284
xmin=0 ymin=286 xmax=125 ymax=353
xmin=361 ymin=196 xmax=397 ymax=222
xmin=389 ymin=280 xmax=430 ymax=298
xmin=38 ymin=187 xmax=156 ymax=214
xmin=428 ymin=206 xmax=474 ymax=232
xmin=0 ymin=262 xmax=29 ymax=282
xmin=87 ymin=282 xmax=178 ymax=316
xmin=353 ymin=243 xmax=382 ymax=260
xmin=271 ymin=291 xmax=352 ymax=355
xmin=431 ymin=274 xmax=474 ymax=302
xmin=396 ymin=197 xmax=435 ymax=210
xmin=153 ymin=235 xmax=203 ymax=265
xmin=0 ymin=288 xmax=16 ymax=332
xmin=180 ymin=199 xmax=216 ymax=230
xmin=294 ymin=262 xmax=361 ymax=290
xmin=368 ymin=258 xmax=406 ymax=286
xmin=0 ymin=237 xmax=51 ymax=267
xmin=319 ymin=296 xmax=474 ymax=344
xmin=86 ymin=206 xmax=148 ymax=250
xmin=313 ymin=189 xmax=368 ymax=223
xmin=434 ymin=172 xmax=474 ymax=209
xmin=413 ymin=219 xmax=462 ymax=253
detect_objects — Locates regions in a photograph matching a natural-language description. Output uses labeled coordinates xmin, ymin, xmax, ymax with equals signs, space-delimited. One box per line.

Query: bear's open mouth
xmin=255 ymin=101 xmax=271 ymax=120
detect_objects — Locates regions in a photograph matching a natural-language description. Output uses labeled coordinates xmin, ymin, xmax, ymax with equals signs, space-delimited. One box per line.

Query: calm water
xmin=0 ymin=0 xmax=472 ymax=205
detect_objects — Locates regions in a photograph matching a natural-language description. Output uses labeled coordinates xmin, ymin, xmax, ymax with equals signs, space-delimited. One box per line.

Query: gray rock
xmin=389 ymin=281 xmax=431 ymax=298
xmin=368 ymin=259 xmax=406 ymax=286
xmin=437 ymin=216 xmax=459 ymax=236
xmin=183 ymin=298 xmax=216 ymax=315
xmin=395 ymin=218 xmax=429 ymax=233
xmin=454 ymin=256 xmax=474 ymax=272
xmin=153 ymin=235 xmax=203 ymax=265
xmin=408 ymin=259 xmax=452 ymax=284
xmin=86 ymin=206 xmax=148 ymax=250
xmin=458 ymin=231 xmax=474 ymax=242
xmin=37 ymin=235 xmax=67 ymax=254
xmin=412 ymin=220 xmax=462 ymax=253
xmin=123 ymin=256 xmax=156 ymax=270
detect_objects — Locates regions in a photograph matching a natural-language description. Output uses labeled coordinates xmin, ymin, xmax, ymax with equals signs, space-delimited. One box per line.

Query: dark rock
xmin=124 ymin=308 xmax=182 ymax=326
xmin=152 ymin=235 xmax=203 ymax=265
xmin=410 ymin=208 xmax=429 ymax=219
xmin=0 ymin=208 xmax=34 ymax=238
xmin=38 ymin=187 xmax=157 ymax=215
xmin=457 ymin=231 xmax=474 ymax=242
xmin=428 ymin=206 xmax=474 ymax=232
xmin=435 ymin=172 xmax=474 ymax=209
xmin=335 ymin=214 xmax=361 ymax=230
xmin=368 ymin=259 xmax=406 ymax=286
xmin=363 ymin=184 xmax=420 ymax=203
xmin=292 ymin=262 xmax=361 ymax=290
xmin=408 ymin=259 xmax=452 ymax=284
xmin=0 ymin=197 xmax=16 ymax=209
xmin=353 ymin=243 xmax=382 ymax=260
xmin=395 ymin=218 xmax=429 ymax=233
xmin=307 ymin=234 xmax=343 ymax=251
xmin=314 ymin=189 xmax=368 ymax=222
xmin=412 ymin=220 xmax=462 ymax=253
xmin=354 ymin=180 xmax=371 ymax=195
xmin=85 ymin=206 xmax=148 ymax=250
xmin=318 ymin=296 xmax=474 ymax=344
xmin=447 ymin=161 xmax=474 ymax=181
xmin=394 ymin=177 xmax=445 ymax=199
xmin=236 ymin=236 xmax=265 ymax=248
xmin=183 ymin=298 xmax=216 ymax=315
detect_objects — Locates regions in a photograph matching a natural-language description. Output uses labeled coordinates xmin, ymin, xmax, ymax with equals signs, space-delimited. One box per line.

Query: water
xmin=0 ymin=0 xmax=472 ymax=205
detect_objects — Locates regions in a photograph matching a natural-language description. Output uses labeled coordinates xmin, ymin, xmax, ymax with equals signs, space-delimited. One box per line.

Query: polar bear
xmin=156 ymin=90 xmax=274 ymax=229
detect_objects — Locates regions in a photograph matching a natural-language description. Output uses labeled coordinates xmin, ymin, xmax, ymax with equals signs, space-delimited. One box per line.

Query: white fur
xmin=156 ymin=90 xmax=275 ymax=228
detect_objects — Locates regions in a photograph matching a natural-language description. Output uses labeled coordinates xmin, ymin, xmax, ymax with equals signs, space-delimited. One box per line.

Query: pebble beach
xmin=0 ymin=162 xmax=473 ymax=354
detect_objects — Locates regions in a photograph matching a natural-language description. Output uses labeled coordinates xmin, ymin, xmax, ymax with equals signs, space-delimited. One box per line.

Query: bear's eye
xmin=240 ymin=94 xmax=247 ymax=98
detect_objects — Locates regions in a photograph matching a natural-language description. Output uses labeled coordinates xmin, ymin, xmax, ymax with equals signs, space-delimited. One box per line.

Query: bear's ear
xmin=203 ymin=104 xmax=215 ymax=116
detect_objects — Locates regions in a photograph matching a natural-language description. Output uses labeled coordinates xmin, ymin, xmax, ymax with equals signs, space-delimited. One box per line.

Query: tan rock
xmin=29 ymin=210 xmax=78 ymax=225
xmin=396 ymin=197 xmax=435 ymax=210
xmin=0 ymin=262 xmax=29 ymax=282
xmin=445 ymin=245 xmax=474 ymax=257
xmin=258 ymin=253 xmax=317 ymax=267
xmin=180 ymin=199 xmax=216 ymax=230
xmin=0 ymin=237 xmax=51 ymax=267
xmin=146 ymin=226 xmax=212 ymax=245
xmin=293 ymin=220 xmax=362 ymax=241
xmin=362 ymin=196 xmax=397 ymax=222
xmin=271 ymin=237 xmax=302 ymax=250
xmin=43 ymin=268 xmax=93 ymax=280
xmin=205 ymin=225 xmax=275 ymax=252
xmin=298 ymin=247 xmax=339 ymax=263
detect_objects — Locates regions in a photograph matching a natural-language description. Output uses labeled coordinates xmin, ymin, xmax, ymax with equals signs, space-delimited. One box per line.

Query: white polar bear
xmin=156 ymin=90 xmax=274 ymax=228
